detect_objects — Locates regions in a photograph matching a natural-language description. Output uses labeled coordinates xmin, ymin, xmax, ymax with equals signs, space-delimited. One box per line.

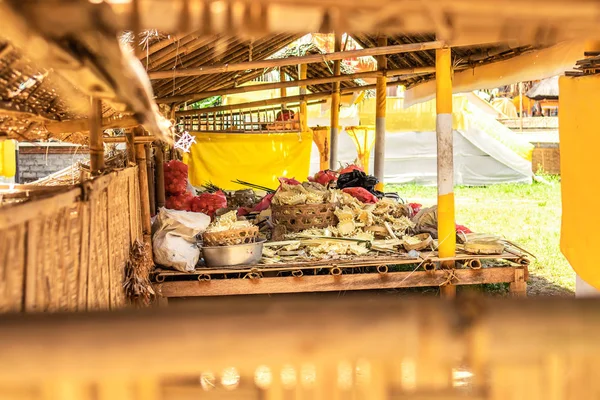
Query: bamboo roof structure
xmin=526 ymin=76 xmax=560 ymax=100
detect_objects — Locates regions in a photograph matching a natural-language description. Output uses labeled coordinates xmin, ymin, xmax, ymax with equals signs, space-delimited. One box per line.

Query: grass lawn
xmin=387 ymin=177 xmax=573 ymax=296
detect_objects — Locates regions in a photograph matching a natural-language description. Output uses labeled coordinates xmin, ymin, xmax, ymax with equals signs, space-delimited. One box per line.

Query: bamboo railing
xmin=0 ymin=296 xmax=597 ymax=399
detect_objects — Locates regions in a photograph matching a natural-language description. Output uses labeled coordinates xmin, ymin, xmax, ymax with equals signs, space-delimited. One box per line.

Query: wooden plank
xmin=148 ymin=41 xmax=444 ymax=79
xmin=24 ymin=220 xmax=39 ymax=312
xmin=78 ymin=202 xmax=90 ymax=311
xmin=155 ymin=267 xmax=517 ymax=297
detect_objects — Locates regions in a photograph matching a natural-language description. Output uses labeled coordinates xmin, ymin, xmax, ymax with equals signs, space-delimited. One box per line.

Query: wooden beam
xmin=0 ymin=102 xmax=56 ymax=124
xmin=134 ymin=126 xmax=152 ymax=242
xmin=103 ymin=135 xmax=156 ymax=144
xmin=45 ymin=116 xmax=139 ymax=135
xmin=148 ymin=41 xmax=444 ymax=79
xmin=155 ymin=67 xmax=435 ymax=104
xmin=176 ymin=92 xmax=332 ymax=116
xmin=155 ymin=267 xmax=518 ymax=297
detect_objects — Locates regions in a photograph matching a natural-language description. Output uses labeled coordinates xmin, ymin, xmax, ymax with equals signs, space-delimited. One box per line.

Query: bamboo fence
xmin=0 ymin=296 xmax=598 ymax=399
xmin=0 ymin=167 xmax=142 ymax=312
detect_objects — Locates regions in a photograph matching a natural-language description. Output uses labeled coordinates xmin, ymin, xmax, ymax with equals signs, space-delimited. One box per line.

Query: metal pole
xmin=374 ymin=35 xmax=387 ymax=190
xmin=299 ymin=63 xmax=308 ymax=132
xmin=330 ymin=33 xmax=342 ymax=170
xmin=436 ymin=47 xmax=456 ymax=299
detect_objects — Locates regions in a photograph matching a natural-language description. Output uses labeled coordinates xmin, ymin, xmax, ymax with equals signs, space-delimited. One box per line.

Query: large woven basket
xmin=203 ymin=226 xmax=259 ymax=247
xmin=271 ymin=203 xmax=337 ymax=233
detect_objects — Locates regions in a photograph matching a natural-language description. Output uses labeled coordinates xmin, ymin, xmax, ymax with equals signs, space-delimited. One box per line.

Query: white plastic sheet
xmin=152 ymin=208 xmax=211 ymax=272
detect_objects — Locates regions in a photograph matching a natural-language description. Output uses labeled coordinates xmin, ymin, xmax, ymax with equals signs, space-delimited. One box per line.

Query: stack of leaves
xmin=123 ymin=239 xmax=155 ymax=307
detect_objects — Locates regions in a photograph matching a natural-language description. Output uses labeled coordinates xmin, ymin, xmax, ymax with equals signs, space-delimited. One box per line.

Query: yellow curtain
xmin=0 ymin=140 xmax=16 ymax=178
xmin=559 ymin=75 xmax=600 ymax=289
xmin=345 ymin=126 xmax=376 ymax=174
xmin=186 ymin=131 xmax=312 ymax=190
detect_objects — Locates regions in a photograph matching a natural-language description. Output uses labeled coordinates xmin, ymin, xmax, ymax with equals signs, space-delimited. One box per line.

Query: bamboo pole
xmin=374 ymin=35 xmax=387 ymax=191
xmin=89 ymin=98 xmax=104 ymax=174
xmin=146 ymin=145 xmax=156 ymax=216
xmin=148 ymin=41 xmax=444 ymax=79
xmin=105 ymin=135 xmax=156 ymax=144
xmin=299 ymin=63 xmax=308 ymax=132
xmin=125 ymin=130 xmax=137 ymax=164
xmin=134 ymin=126 xmax=152 ymax=241
xmin=435 ymin=47 xmax=456 ymax=299
xmin=329 ymin=33 xmax=342 ymax=170
xmin=155 ymin=67 xmax=436 ymax=104
xmin=280 ymin=68 xmax=287 ymax=99
xmin=155 ymin=144 xmax=165 ymax=209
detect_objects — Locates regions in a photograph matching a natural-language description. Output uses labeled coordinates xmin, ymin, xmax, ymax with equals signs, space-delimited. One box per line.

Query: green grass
xmin=387 ymin=176 xmax=574 ymax=296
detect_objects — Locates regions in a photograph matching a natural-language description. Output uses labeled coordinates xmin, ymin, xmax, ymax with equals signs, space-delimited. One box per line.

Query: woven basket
xmin=271 ymin=203 xmax=337 ymax=232
xmin=203 ymin=225 xmax=259 ymax=247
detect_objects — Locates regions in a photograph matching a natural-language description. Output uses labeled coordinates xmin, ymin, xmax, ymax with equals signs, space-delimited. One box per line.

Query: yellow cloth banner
xmin=0 ymin=140 xmax=16 ymax=178
xmin=186 ymin=131 xmax=312 ymax=191
xmin=559 ymin=75 xmax=600 ymax=289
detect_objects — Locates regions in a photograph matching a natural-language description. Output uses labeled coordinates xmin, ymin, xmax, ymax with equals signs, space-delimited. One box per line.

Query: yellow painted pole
xmin=374 ymin=35 xmax=387 ymax=191
xmin=299 ymin=63 xmax=308 ymax=132
xmin=330 ymin=33 xmax=342 ymax=170
xmin=436 ymin=47 xmax=456 ymax=299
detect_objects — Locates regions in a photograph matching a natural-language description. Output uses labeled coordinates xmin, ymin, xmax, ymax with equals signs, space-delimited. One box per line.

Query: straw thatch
xmin=526 ymin=76 xmax=560 ymax=100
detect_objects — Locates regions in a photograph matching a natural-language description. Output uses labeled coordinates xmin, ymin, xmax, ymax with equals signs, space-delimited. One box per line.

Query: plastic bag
xmin=309 ymin=170 xmax=337 ymax=186
xmin=152 ymin=208 xmax=211 ymax=272
xmin=164 ymin=160 xmax=188 ymax=195
xmin=337 ymin=170 xmax=379 ymax=194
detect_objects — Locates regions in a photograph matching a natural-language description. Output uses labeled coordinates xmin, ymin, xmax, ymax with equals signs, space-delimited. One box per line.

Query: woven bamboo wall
xmin=0 ymin=167 xmax=142 ymax=312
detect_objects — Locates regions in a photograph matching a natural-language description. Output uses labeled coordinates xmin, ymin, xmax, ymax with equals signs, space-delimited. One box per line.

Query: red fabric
xmin=251 ymin=193 xmax=274 ymax=212
xmin=278 ymin=177 xmax=301 ymax=186
xmin=310 ymin=170 xmax=337 ymax=186
xmin=276 ymin=109 xmax=294 ymax=121
xmin=165 ymin=192 xmax=194 ymax=211
xmin=339 ymin=164 xmax=364 ymax=174
xmin=164 ymin=160 xmax=189 ymax=195
xmin=342 ymin=187 xmax=378 ymax=204
xmin=190 ymin=190 xmax=227 ymax=217
xmin=456 ymin=224 xmax=472 ymax=234
xmin=408 ymin=203 xmax=422 ymax=215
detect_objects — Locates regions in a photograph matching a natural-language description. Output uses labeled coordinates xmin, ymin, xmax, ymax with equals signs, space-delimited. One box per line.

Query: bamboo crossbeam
xmin=156 ymin=67 xmax=435 ymax=104
xmin=45 ymin=116 xmax=139 ymax=135
xmin=148 ymin=41 xmax=444 ymax=79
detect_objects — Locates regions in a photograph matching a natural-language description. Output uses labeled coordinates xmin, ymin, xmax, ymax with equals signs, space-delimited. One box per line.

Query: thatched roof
xmin=526 ymin=76 xmax=560 ymax=100
xmin=0 ymin=0 xmax=172 ymax=145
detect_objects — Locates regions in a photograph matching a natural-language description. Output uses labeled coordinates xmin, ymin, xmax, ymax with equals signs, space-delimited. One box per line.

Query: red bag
xmin=456 ymin=224 xmax=472 ymax=234
xmin=164 ymin=160 xmax=189 ymax=195
xmin=339 ymin=164 xmax=363 ymax=174
xmin=408 ymin=203 xmax=422 ymax=215
xmin=165 ymin=192 xmax=194 ymax=211
xmin=342 ymin=187 xmax=378 ymax=204
xmin=190 ymin=191 xmax=228 ymax=217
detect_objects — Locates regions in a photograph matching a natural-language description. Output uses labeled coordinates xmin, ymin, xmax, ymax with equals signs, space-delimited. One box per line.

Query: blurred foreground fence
xmin=0 ymin=296 xmax=598 ymax=399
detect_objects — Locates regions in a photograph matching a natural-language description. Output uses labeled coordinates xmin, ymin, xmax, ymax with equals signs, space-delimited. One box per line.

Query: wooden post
xmin=89 ymin=98 xmax=104 ymax=175
xmin=134 ymin=126 xmax=152 ymax=242
xmin=299 ymin=63 xmax=308 ymax=132
xmin=146 ymin=145 xmax=156 ymax=216
xmin=125 ymin=129 xmax=136 ymax=164
xmin=279 ymin=68 xmax=287 ymax=99
xmin=509 ymin=268 xmax=527 ymax=297
xmin=519 ymin=82 xmax=524 ymax=132
xmin=330 ymin=33 xmax=342 ymax=170
xmin=155 ymin=143 xmax=166 ymax=209
xmin=435 ymin=47 xmax=456 ymax=299
xmin=374 ymin=35 xmax=387 ymax=191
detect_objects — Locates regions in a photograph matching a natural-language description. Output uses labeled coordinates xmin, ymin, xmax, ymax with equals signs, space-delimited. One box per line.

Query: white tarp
xmin=310 ymin=129 xmax=532 ymax=186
